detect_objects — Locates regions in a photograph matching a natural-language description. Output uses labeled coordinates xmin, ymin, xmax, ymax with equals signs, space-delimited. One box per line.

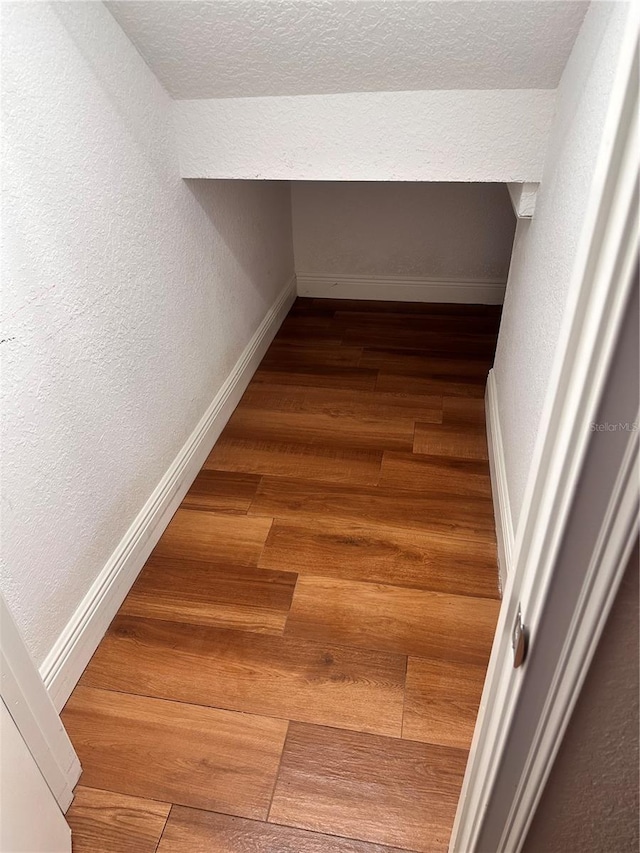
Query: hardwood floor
xmin=63 ymin=297 xmax=501 ymax=853
xmin=65 ymin=787 xmax=170 ymax=853
xmin=269 ymin=723 xmax=468 ymax=853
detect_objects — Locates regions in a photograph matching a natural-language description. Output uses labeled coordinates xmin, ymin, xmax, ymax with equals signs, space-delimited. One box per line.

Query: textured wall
xmin=174 ymin=89 xmax=555 ymax=182
xmin=492 ymin=1 xmax=629 ymax=532
xmin=523 ymin=540 xmax=639 ymax=853
xmin=107 ymin=0 xmax=587 ymax=98
xmin=292 ymin=182 xmax=515 ymax=281
xmin=1 ymin=2 xmax=294 ymax=665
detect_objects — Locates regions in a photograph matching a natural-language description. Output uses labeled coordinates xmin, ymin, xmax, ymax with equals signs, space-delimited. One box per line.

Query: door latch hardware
xmin=512 ymin=605 xmax=528 ymax=668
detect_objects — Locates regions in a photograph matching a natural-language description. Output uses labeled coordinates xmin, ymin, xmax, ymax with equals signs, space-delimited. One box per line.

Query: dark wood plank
xmin=223 ymin=407 xmax=416 ymax=453
xmin=285 ymin=576 xmax=500 ymax=665
xmin=403 ymin=658 xmax=488 ymax=750
xmin=376 ymin=372 xmax=486 ymax=399
xmin=342 ymin=326 xmax=498 ymax=356
xmin=307 ymin=298 xmax=502 ymax=318
xmin=66 ymin=787 xmax=170 ymax=853
xmin=269 ymin=722 xmax=468 ymax=852
xmin=378 ymin=452 xmax=491 ymax=498
xmin=205 ymin=436 xmax=382 ymax=486
xmin=80 ymin=615 xmax=405 ymax=737
xmin=158 ymin=807 xmax=411 ymax=853
xmin=288 ymin=297 xmax=336 ymax=318
xmin=334 ymin=310 xmax=501 ymax=334
xmin=62 ymin=687 xmax=287 ymax=819
xmin=181 ymin=469 xmax=261 ymax=514
xmin=413 ymin=422 xmax=488 ymax=460
xmin=261 ymin=342 xmax=363 ymax=369
xmin=258 ymin=518 xmax=499 ymax=599
xmin=252 ymin=366 xmax=378 ymax=392
xmin=360 ymin=350 xmax=490 ymax=379
xmin=151 ymin=509 xmax=272 ymax=565
xmin=275 ymin=314 xmax=343 ymax=346
xmin=249 ymin=477 xmax=495 ymax=541
xmin=442 ymin=396 xmax=487 ymax=427
xmin=120 ymin=556 xmax=296 ymax=634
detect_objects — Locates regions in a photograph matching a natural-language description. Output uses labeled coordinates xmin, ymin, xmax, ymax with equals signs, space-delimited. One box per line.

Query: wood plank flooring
xmin=63 ymin=297 xmax=501 ymax=853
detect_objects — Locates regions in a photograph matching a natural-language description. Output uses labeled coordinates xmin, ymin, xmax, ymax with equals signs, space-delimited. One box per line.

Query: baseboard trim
xmin=296 ymin=273 xmax=506 ymax=304
xmin=40 ymin=275 xmax=296 ymax=711
xmin=485 ymin=369 xmax=514 ymax=594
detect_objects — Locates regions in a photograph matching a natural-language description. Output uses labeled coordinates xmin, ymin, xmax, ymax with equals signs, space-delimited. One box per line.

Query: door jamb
xmin=449 ymin=12 xmax=639 ymax=852
xmin=1 ymin=595 xmax=81 ymax=811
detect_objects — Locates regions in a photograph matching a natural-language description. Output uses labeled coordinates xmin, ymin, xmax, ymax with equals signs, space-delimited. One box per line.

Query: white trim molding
xmin=40 ymin=276 xmax=296 ymax=711
xmin=507 ymin=182 xmax=539 ymax=219
xmin=1 ymin=596 xmax=80 ymax=811
xmin=485 ymin=370 xmax=514 ymax=592
xmin=296 ymin=273 xmax=506 ymax=304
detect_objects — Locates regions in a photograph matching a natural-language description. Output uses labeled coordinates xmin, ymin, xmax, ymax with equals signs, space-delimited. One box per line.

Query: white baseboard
xmin=40 ymin=275 xmax=296 ymax=711
xmin=296 ymin=273 xmax=506 ymax=304
xmin=485 ymin=369 xmax=514 ymax=594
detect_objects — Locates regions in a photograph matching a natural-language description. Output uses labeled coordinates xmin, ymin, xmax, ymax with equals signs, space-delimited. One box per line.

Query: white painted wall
xmin=292 ymin=182 xmax=515 ymax=281
xmin=174 ymin=89 xmax=555 ymax=182
xmin=492 ymin=0 xmax=631 ymax=532
xmin=1 ymin=2 xmax=294 ymax=666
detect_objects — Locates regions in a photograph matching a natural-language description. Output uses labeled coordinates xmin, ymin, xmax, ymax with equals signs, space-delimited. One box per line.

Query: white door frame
xmin=0 ymin=595 xmax=81 ymax=811
xmin=450 ymin=14 xmax=639 ymax=853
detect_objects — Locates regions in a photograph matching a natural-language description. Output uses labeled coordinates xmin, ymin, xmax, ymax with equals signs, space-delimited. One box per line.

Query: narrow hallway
xmin=62 ymin=297 xmax=501 ymax=853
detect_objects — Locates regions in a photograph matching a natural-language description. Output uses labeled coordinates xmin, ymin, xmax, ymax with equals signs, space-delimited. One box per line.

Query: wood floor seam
xmin=266 ymin=720 xmax=290 ymax=824
xmin=264 ymin=816 xmax=424 ymax=853
xmin=70 ymin=682 xmax=309 ymax=731
xmin=153 ymin=803 xmax=173 ymax=853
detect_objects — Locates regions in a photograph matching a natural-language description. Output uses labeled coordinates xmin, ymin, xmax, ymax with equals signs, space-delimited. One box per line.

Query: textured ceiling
xmin=107 ymin=1 xmax=589 ymax=100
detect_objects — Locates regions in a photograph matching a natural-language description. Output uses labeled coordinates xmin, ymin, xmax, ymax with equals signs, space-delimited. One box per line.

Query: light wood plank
xmin=80 ymin=615 xmax=405 ymax=737
xmin=120 ymin=556 xmax=296 ymax=634
xmin=152 ymin=509 xmax=272 ymax=565
xmin=269 ymin=722 xmax=468 ymax=852
xmin=62 ymin=687 xmax=287 ymax=819
xmin=205 ymin=436 xmax=382 ymax=486
xmin=403 ymin=657 xmax=488 ymax=750
xmin=158 ymin=807 xmax=411 ymax=853
xmin=249 ymin=477 xmax=495 ymax=541
xmin=285 ymin=576 xmax=499 ymax=665
xmin=181 ymin=469 xmax=260 ymax=514
xmin=238 ymin=383 xmax=442 ymax=423
xmin=223 ymin=407 xmax=415 ymax=453
xmin=413 ymin=422 xmax=489 ymax=460
xmin=66 ymin=787 xmax=170 ymax=853
xmin=379 ymin=452 xmax=491 ymax=498
xmin=259 ymin=518 xmax=499 ymax=599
